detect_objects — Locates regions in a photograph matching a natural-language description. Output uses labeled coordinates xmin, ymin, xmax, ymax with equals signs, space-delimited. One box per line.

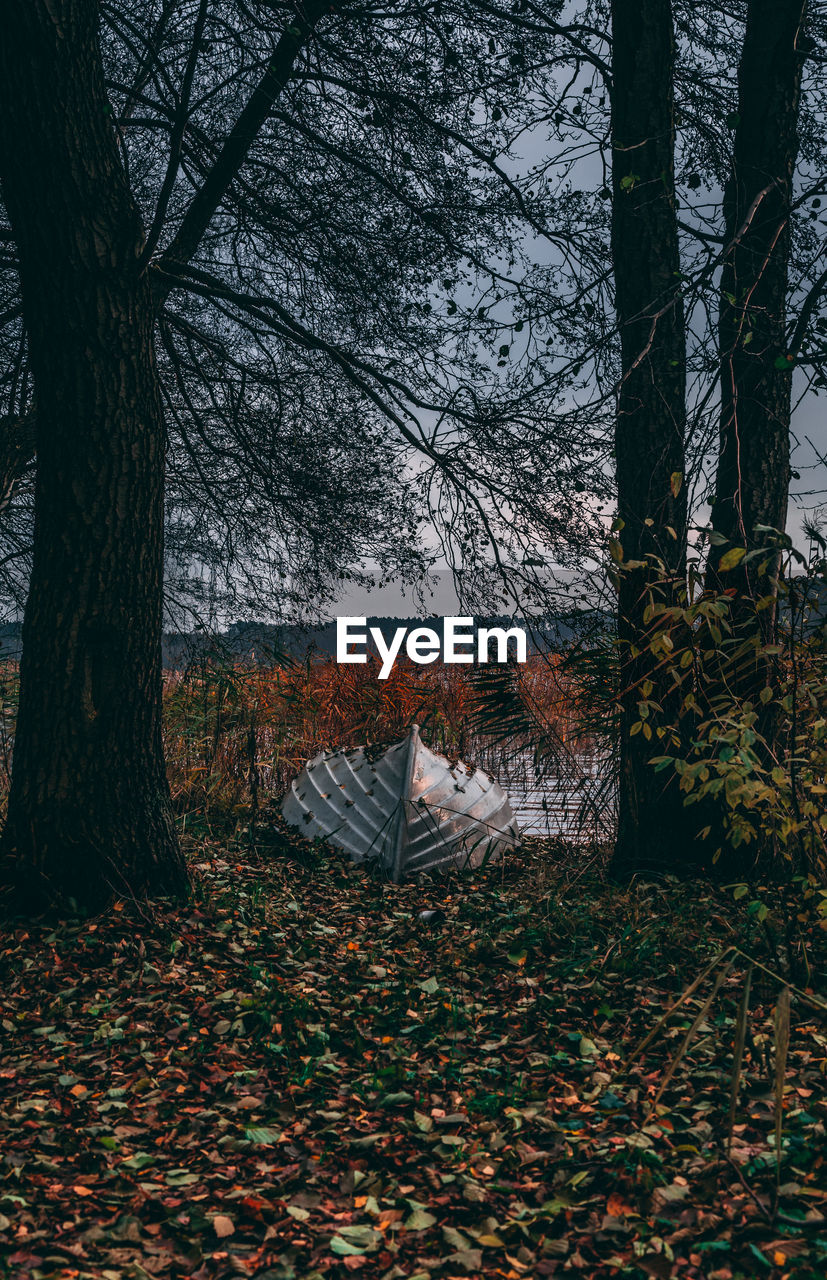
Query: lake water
xmin=475 ymin=745 xmax=616 ymax=841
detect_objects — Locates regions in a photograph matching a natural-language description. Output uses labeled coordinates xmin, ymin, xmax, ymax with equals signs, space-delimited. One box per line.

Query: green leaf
xmin=336 ymin=1225 xmax=380 ymax=1247
xmin=718 ymin=546 xmax=746 ymax=571
xmin=165 ymin=1170 xmax=199 ymax=1186
xmin=405 ymin=1208 xmax=437 ymax=1230
xmin=349 ymin=1131 xmax=389 ymax=1149
xmin=330 ymin=1236 xmax=366 ymax=1256
xmin=245 ymin=1126 xmax=282 ymax=1144
xmin=120 ymin=1152 xmax=155 ymax=1171
xmin=443 ymin=1225 xmax=474 ymax=1250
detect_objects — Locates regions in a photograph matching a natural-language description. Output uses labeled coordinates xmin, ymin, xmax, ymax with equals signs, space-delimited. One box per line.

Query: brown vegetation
xmin=0 ymin=652 xmax=591 ymax=829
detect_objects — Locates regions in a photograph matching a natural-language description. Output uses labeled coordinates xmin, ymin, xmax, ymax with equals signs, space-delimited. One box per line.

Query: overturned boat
xmin=281 ymin=724 xmax=520 ymax=880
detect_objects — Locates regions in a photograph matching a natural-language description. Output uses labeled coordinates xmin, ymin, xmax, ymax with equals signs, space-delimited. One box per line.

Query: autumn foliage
xmin=0 ymin=651 xmax=585 ymax=825
xmin=160 ymin=649 xmax=584 ymax=820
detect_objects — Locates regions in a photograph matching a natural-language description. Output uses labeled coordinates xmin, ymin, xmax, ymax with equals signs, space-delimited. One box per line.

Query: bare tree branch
xmin=156 ymin=0 xmax=328 ymax=280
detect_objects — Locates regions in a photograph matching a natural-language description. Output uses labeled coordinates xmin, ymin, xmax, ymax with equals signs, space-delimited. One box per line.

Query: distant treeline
xmin=3 ymin=585 xmax=824 ymax=669
xmin=160 ymin=613 xmax=608 ymax=670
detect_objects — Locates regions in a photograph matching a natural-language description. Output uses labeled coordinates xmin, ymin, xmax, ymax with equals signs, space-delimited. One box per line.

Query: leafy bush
xmin=625 ymin=531 xmax=827 ymax=883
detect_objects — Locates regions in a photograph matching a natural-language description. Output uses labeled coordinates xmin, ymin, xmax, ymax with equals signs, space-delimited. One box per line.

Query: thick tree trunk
xmin=709 ymin=0 xmax=807 ymax=624
xmin=0 ymin=1 xmax=188 ymax=910
xmin=609 ymin=0 xmax=691 ymax=877
xmin=700 ymin=0 xmax=807 ymax=874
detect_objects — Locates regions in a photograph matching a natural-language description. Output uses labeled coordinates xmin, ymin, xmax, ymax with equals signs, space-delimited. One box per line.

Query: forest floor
xmin=0 ymin=829 xmax=825 ymax=1280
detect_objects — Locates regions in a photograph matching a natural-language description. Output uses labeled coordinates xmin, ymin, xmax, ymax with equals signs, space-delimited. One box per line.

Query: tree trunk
xmin=708 ymin=0 xmax=807 ymax=623
xmin=609 ymin=0 xmax=692 ymax=877
xmin=0 ymin=0 xmax=188 ymax=910
xmin=699 ymin=0 xmax=807 ymax=875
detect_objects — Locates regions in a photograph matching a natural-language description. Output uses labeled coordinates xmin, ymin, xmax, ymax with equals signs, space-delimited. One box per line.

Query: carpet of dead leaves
xmin=0 ymin=829 xmax=825 ymax=1280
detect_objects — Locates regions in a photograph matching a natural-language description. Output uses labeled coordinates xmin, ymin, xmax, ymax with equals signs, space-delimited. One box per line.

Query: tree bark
xmin=0 ymin=0 xmax=188 ymax=910
xmin=708 ymin=0 xmax=807 ymax=623
xmin=609 ymin=0 xmax=691 ymax=877
xmin=698 ymin=0 xmax=807 ymax=875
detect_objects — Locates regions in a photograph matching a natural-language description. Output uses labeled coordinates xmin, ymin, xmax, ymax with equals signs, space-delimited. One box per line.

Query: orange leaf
xmin=606 ymin=1192 xmax=632 ymax=1218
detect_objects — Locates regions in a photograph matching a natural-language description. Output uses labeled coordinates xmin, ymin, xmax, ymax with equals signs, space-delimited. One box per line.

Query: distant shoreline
xmin=0 ymin=610 xmax=611 ymax=670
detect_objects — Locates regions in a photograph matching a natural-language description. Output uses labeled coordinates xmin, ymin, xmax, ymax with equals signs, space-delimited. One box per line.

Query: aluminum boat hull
xmin=281 ymin=725 xmax=520 ymax=880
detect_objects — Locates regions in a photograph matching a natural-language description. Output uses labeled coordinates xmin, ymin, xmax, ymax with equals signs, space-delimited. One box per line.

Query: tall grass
xmin=162 ymin=647 xmax=592 ymax=818
xmin=0 ymin=649 xmax=605 ymax=837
